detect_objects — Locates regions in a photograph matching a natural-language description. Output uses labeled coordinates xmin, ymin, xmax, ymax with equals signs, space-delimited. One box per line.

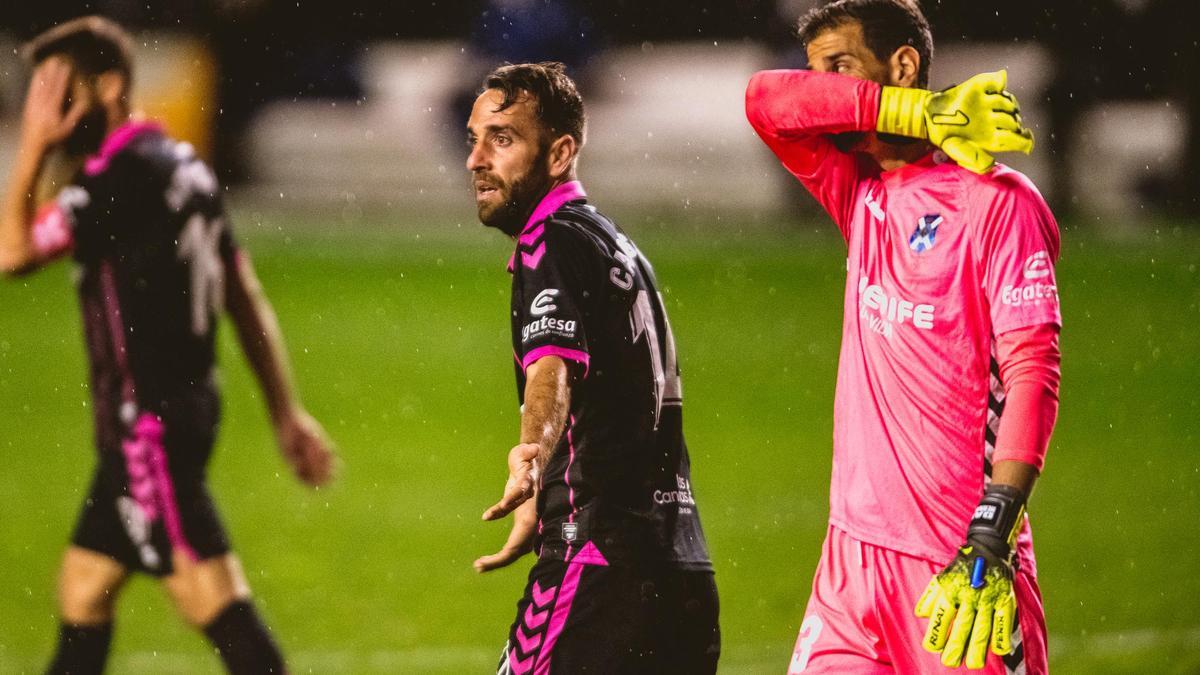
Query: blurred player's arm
xmin=0 ymin=58 xmax=86 ymax=275
xmin=225 ymin=250 xmax=335 ymax=487
xmin=476 ymin=356 xmax=572 ymax=572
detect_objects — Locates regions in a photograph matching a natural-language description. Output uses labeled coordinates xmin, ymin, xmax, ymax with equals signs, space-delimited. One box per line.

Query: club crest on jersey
xmin=909 ymin=214 xmax=943 ymax=253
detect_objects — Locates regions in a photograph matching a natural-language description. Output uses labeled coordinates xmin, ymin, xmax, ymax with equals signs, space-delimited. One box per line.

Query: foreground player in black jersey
xmin=0 ymin=17 xmax=335 ymax=674
xmin=467 ymin=62 xmax=720 ymax=674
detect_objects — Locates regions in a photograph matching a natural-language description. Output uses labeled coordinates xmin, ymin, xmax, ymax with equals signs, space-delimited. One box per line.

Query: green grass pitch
xmin=1 ymin=211 xmax=1197 ymax=673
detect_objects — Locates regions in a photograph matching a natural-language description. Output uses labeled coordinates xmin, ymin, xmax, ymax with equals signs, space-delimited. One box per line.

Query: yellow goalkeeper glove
xmin=877 ymin=70 xmax=1034 ymax=174
xmin=915 ymin=484 xmax=1027 ymax=669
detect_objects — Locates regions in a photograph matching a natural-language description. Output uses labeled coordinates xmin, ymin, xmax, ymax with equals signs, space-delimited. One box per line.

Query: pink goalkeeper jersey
xmin=747 ymin=70 xmax=1062 ymax=563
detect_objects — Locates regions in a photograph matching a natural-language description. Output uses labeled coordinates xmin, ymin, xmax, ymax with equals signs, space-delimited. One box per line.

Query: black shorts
xmin=497 ymin=555 xmax=720 ymax=674
xmin=71 ymin=416 xmax=229 ymax=577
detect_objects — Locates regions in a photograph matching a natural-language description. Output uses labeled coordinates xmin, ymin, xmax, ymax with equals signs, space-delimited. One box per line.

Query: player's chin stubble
xmin=477 ymin=167 xmax=551 ymax=237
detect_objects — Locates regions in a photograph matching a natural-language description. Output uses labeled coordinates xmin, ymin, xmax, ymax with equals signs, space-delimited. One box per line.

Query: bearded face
xmin=473 ymin=144 xmax=552 ymax=236
xmin=466 ymin=89 xmax=557 ymax=237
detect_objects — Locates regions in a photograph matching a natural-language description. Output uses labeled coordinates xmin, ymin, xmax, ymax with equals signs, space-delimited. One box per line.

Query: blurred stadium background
xmin=0 ymin=1 xmax=1197 ymax=673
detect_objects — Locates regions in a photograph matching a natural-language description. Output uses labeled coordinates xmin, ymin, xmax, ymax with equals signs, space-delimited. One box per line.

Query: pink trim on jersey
xmin=101 ymin=261 xmax=200 ymax=562
xmin=121 ymin=416 xmax=161 ymax=522
xmin=521 ymin=243 xmax=548 ymax=270
xmin=84 ymin=120 xmax=163 ymax=176
xmin=30 ymin=203 xmax=74 ymax=260
xmin=98 ymin=262 xmax=137 ymax=405
xmin=532 ymin=542 xmax=608 ymax=675
xmin=521 ymin=345 xmax=590 ymax=376
xmin=506 ymin=181 xmax=587 ymax=271
xmin=508 ymin=647 xmax=535 ymax=674
xmin=563 ymin=414 xmax=579 ymax=560
xmin=144 ymin=415 xmax=198 ymax=561
xmin=519 ymin=223 xmax=546 ymax=246
xmin=569 ymin=540 xmax=609 ymax=567
xmin=118 ymin=414 xmax=198 ymax=561
xmin=523 ymin=181 xmax=586 ymax=236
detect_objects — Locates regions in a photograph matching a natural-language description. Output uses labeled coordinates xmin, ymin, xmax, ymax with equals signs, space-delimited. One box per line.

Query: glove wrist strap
xmin=967 ymin=484 xmax=1027 ymax=559
xmin=877 ymin=86 xmax=931 ymax=139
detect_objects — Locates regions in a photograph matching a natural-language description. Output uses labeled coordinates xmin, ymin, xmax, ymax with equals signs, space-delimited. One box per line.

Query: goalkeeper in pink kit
xmin=745 ymin=1 xmax=1061 ymax=672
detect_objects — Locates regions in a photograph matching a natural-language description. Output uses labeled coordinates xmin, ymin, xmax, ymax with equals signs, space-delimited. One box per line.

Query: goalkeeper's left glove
xmin=876 ymin=70 xmax=1034 ymax=174
xmin=915 ymin=484 xmax=1027 ymax=669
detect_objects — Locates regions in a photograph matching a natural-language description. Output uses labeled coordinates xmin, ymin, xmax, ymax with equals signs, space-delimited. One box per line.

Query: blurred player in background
xmin=466 ymin=62 xmax=719 ymax=673
xmin=745 ymin=0 xmax=1061 ymax=672
xmin=0 ymin=17 xmax=335 ymax=674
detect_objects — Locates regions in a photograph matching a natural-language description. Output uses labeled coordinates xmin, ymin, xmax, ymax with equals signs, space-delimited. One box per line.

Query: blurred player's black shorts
xmin=497 ymin=555 xmax=720 ymax=674
xmin=71 ymin=420 xmax=230 ymax=577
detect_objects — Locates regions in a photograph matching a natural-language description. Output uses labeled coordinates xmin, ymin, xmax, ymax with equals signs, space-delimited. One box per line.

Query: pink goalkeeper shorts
xmin=787 ymin=525 xmax=1047 ymax=674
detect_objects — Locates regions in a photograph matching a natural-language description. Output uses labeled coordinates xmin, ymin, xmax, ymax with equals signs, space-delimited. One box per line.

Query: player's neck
xmin=864 ymin=134 xmax=934 ymax=172
xmin=104 ymin=107 xmax=134 ymax=139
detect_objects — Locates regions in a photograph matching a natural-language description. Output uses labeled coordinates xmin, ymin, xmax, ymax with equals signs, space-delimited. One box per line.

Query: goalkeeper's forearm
xmin=990 ymin=460 xmax=1038 ymax=498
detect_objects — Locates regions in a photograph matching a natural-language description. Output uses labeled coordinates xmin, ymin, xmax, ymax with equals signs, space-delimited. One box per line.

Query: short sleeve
xmin=513 ymin=223 xmax=593 ymax=375
xmin=979 ymin=171 xmax=1063 ymax=335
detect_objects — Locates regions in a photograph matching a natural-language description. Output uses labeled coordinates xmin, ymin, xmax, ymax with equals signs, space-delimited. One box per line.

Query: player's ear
xmin=888 ymin=45 xmax=920 ymax=88
xmin=546 ymin=133 xmax=577 ymax=180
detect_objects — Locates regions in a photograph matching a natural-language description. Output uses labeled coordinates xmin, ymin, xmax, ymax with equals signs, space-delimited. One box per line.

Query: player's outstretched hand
xmin=474 ymin=499 xmax=537 ymax=573
xmin=276 ymin=409 xmax=337 ymax=487
xmin=925 ymin=70 xmax=1034 ymax=173
xmin=481 ymin=442 xmax=540 ymax=521
xmin=21 ymin=57 xmax=89 ymax=150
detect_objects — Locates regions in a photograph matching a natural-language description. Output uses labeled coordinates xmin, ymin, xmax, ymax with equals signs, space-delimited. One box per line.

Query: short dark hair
xmin=22 ymin=16 xmax=135 ymax=89
xmin=483 ymin=62 xmax=586 ymax=147
xmin=798 ymin=0 xmax=933 ymax=88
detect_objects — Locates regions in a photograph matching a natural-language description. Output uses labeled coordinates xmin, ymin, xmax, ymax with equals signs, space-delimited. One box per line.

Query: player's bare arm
xmin=225 ymin=250 xmax=336 ymax=486
xmin=476 ymin=356 xmax=571 ymax=572
xmin=0 ymin=58 xmax=86 ymax=275
xmin=482 ymin=354 xmax=572 ymax=522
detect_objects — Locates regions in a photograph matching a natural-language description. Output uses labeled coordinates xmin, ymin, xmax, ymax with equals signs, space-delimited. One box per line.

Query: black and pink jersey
xmin=508 ymin=181 xmax=712 ymax=571
xmin=32 ymin=121 xmax=236 ymax=453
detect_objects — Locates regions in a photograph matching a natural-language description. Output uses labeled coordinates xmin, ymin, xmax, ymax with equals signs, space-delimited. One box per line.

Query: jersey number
xmin=169 ymin=145 xmax=225 ymax=337
xmin=630 ymin=290 xmax=682 ymax=428
xmin=788 ymin=615 xmax=824 ymax=673
xmin=177 ymin=213 xmax=225 ymax=336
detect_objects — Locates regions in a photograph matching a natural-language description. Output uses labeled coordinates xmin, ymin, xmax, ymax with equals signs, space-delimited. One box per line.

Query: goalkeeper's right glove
xmin=876 ymin=70 xmax=1034 ymax=174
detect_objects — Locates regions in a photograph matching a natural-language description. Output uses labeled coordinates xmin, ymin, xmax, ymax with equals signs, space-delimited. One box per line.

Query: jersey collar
xmin=879 ymin=150 xmax=949 ymax=190
xmin=84 ymin=119 xmax=164 ymax=176
xmin=507 ymin=180 xmax=587 ymax=272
